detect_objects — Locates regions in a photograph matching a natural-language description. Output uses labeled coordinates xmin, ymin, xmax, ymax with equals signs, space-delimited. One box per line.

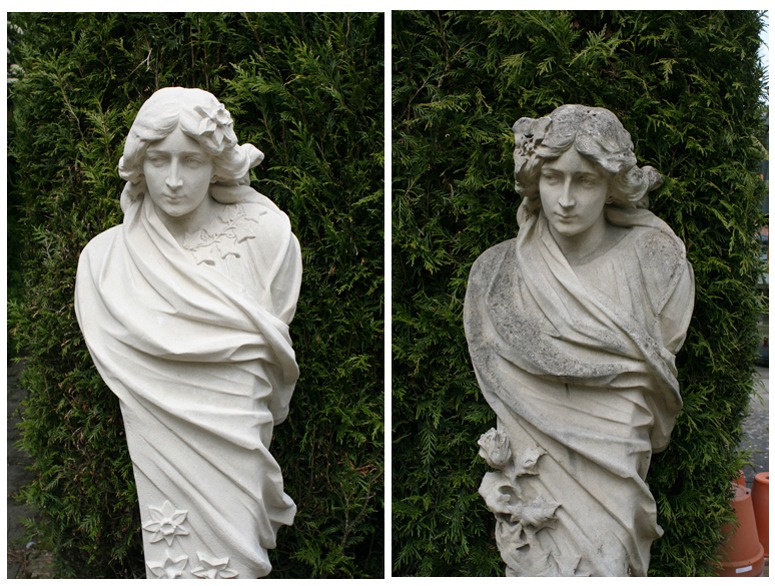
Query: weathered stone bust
xmin=75 ymin=87 xmax=301 ymax=578
xmin=464 ymin=105 xmax=694 ymax=576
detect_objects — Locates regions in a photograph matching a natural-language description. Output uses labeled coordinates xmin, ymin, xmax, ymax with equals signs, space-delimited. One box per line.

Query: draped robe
xmin=464 ymin=205 xmax=694 ymax=576
xmin=75 ymin=190 xmax=301 ymax=578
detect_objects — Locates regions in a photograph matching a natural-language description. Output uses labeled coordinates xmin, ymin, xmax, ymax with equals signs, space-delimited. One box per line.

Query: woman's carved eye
xmin=541 ymin=172 xmax=561 ymax=185
xmin=184 ymin=156 xmax=206 ymax=167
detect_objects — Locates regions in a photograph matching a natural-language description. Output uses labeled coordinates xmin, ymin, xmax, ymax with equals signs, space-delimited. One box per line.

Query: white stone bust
xmin=75 ymin=87 xmax=301 ymax=578
xmin=464 ymin=105 xmax=694 ymax=577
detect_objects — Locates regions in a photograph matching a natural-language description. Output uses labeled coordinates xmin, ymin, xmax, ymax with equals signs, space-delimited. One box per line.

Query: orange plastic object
xmin=751 ymin=472 xmax=769 ymax=557
xmin=716 ymin=483 xmax=765 ymax=577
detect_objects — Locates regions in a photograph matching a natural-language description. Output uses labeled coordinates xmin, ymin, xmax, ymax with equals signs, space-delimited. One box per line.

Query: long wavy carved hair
xmin=513 ymin=105 xmax=662 ymax=220
xmin=118 ymin=87 xmax=263 ymax=211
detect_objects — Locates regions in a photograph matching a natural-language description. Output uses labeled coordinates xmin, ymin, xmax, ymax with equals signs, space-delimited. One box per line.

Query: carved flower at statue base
xmin=477 ymin=428 xmax=565 ymax=576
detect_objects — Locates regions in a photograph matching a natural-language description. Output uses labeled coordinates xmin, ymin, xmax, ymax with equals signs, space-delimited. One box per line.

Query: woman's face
xmin=538 ymin=147 xmax=609 ymax=242
xmin=143 ymin=126 xmax=214 ymax=223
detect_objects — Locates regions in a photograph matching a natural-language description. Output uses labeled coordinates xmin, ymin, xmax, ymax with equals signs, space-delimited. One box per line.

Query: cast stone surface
xmin=75 ymin=87 xmax=301 ymax=578
xmin=464 ymin=105 xmax=695 ymax=577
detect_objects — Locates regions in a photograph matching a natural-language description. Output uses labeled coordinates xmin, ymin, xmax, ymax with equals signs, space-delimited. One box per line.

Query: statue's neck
xmin=154 ymin=193 xmax=218 ymax=246
xmin=545 ymin=213 xmax=628 ymax=267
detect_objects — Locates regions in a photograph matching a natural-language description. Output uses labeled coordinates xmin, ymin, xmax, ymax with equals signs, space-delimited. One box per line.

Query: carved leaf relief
xmin=182 ymin=204 xmax=263 ymax=266
xmin=514 ymin=494 xmax=560 ymax=529
xmin=513 ymin=446 xmax=546 ymax=477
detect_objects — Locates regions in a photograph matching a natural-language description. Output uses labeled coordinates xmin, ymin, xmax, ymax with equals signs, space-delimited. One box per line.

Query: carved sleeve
xmin=637 ymin=230 xmax=695 ymax=355
xmin=268 ymin=231 xmax=302 ymax=325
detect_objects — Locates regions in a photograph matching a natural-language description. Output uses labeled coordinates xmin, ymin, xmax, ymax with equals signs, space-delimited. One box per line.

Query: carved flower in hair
xmin=194 ymin=102 xmax=238 ymax=148
xmin=513 ymin=116 xmax=551 ymax=159
xmin=478 ymin=428 xmax=513 ymax=469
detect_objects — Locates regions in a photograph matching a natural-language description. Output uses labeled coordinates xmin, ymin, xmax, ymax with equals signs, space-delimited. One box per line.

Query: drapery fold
xmin=76 ymin=192 xmax=300 ymax=578
xmin=465 ymin=206 xmax=693 ymax=576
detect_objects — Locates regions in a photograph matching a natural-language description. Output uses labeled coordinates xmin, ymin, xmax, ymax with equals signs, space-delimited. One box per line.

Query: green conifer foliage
xmin=8 ymin=12 xmax=383 ymax=578
xmin=392 ymin=10 xmax=766 ymax=576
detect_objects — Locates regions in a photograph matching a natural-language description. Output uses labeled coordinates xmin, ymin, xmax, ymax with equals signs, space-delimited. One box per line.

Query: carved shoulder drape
xmin=75 ymin=191 xmax=301 ymax=578
xmin=465 ymin=208 xmax=693 ymax=576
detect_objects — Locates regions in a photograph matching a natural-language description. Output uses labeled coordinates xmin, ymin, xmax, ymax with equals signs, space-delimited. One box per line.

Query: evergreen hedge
xmin=392 ymin=10 xmax=767 ymax=576
xmin=8 ymin=12 xmax=383 ymax=578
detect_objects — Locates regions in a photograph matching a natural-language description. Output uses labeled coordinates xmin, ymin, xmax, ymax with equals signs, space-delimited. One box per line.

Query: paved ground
xmin=741 ymin=366 xmax=770 ymax=487
xmin=740 ymin=366 xmax=769 ymax=578
xmin=5 ymin=363 xmax=770 ymax=578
